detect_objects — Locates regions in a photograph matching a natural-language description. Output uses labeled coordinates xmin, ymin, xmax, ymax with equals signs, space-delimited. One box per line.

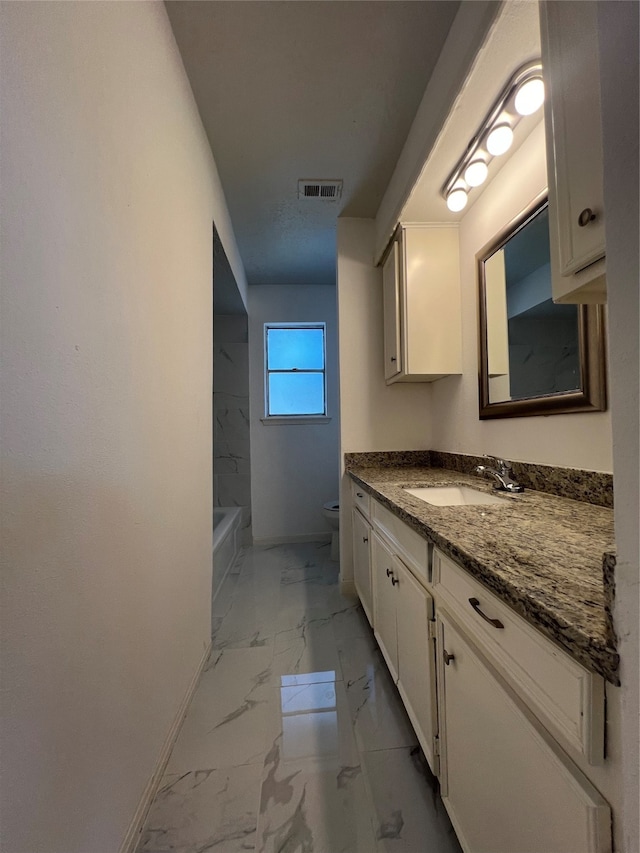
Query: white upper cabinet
xmin=381 ymin=225 xmax=462 ymax=382
xmin=540 ymin=1 xmax=607 ymax=303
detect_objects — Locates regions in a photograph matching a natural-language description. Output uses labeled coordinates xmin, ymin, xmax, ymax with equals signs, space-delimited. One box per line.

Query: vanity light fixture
xmin=464 ymin=159 xmax=489 ymax=188
xmin=446 ymin=187 xmax=468 ymax=212
xmin=442 ymin=60 xmax=544 ymax=212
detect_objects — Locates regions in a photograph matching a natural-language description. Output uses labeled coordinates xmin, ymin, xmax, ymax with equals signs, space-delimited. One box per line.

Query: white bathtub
xmin=213 ymin=507 xmax=241 ymax=602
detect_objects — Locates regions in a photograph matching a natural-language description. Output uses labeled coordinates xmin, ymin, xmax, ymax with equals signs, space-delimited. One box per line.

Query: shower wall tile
xmin=214 ymin=394 xmax=251 ymax=443
xmin=214 ymin=344 xmax=250 ymax=396
xmin=214 ymin=438 xmax=251 ymax=475
xmin=217 ymin=474 xmax=252 ymax=510
xmin=214 ymin=333 xmax=252 ymax=543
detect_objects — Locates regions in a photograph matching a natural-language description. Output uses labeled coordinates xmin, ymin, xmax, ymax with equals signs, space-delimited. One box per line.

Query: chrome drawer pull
xmin=469 ymin=597 xmax=504 ymax=629
xmin=443 ymin=649 xmax=455 ymax=665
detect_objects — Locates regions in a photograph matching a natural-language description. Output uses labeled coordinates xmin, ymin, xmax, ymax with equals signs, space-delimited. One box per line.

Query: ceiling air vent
xmin=298 ymin=179 xmax=343 ymax=201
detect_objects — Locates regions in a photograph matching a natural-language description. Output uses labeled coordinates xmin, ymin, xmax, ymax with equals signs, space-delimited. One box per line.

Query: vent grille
xmin=298 ymin=179 xmax=343 ymax=201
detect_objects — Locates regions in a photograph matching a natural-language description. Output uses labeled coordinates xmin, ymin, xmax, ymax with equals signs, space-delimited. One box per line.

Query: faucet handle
xmin=495 ymin=458 xmax=512 ymax=473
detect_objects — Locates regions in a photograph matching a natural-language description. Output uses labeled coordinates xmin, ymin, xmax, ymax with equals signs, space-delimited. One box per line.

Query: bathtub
xmin=212 ymin=507 xmax=242 ymax=602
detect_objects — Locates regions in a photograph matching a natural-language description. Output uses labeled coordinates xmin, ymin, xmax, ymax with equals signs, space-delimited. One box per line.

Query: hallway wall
xmin=0 ymin=3 xmax=245 ymax=851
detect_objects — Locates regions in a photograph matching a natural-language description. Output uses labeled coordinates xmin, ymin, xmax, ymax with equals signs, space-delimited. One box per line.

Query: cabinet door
xmin=437 ymin=612 xmax=611 ymax=853
xmin=371 ymin=531 xmax=398 ymax=680
xmin=395 ymin=562 xmax=438 ymax=774
xmin=540 ymin=1 xmax=607 ymax=302
xmin=382 ymin=239 xmax=402 ymax=380
xmin=352 ymin=508 xmax=373 ymax=626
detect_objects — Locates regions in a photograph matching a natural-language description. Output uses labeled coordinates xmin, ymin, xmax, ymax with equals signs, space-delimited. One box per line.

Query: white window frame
xmin=262 ymin=322 xmax=330 ymax=424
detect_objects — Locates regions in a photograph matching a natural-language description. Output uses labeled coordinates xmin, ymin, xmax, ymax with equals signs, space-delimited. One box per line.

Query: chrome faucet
xmin=475 ymin=457 xmax=524 ymax=493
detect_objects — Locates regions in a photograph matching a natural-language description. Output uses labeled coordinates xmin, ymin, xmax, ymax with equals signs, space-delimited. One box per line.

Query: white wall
xmin=0 ymin=4 xmax=245 ymax=850
xmin=248 ymin=285 xmax=340 ymax=542
xmin=337 ymin=218 xmax=433 ymax=584
xmin=430 ymin=122 xmax=613 ymax=472
xmin=597 ymin=4 xmax=640 ymax=851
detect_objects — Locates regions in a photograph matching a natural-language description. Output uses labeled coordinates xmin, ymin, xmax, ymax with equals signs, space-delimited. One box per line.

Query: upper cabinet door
xmin=540 ymin=1 xmax=607 ymax=303
xmin=382 ymin=239 xmax=402 ymax=380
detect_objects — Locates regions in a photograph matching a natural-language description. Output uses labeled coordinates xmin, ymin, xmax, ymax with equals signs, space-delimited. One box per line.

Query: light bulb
xmin=464 ymin=160 xmax=489 ymax=187
xmin=446 ymin=188 xmax=468 ymax=212
xmin=486 ymin=124 xmax=514 ymax=156
xmin=515 ymin=78 xmax=545 ymax=116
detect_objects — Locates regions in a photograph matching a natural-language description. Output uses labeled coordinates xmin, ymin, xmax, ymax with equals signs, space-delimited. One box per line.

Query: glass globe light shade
xmin=486 ymin=124 xmax=514 ymax=156
xmin=464 ymin=160 xmax=489 ymax=187
xmin=515 ymin=78 xmax=545 ymax=116
xmin=446 ymin=188 xmax=468 ymax=212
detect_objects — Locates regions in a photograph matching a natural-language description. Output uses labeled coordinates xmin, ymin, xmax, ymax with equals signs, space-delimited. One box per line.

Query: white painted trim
xmin=260 ymin=416 xmax=332 ymax=425
xmin=119 ymin=640 xmax=212 ymax=853
xmin=253 ymin=533 xmax=331 ymax=546
xmin=340 ymin=579 xmax=357 ymax=597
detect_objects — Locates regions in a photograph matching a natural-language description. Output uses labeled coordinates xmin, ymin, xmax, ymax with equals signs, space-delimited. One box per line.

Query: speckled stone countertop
xmin=348 ymin=463 xmax=619 ymax=685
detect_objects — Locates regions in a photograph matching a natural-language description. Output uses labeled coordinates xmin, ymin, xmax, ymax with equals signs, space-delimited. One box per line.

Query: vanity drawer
xmin=351 ymin=480 xmax=371 ymax=517
xmin=372 ymin=500 xmax=430 ymax=585
xmin=433 ymin=549 xmax=604 ymax=764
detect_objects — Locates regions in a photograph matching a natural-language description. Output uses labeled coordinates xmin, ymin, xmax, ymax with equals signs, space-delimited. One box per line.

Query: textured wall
xmin=430 ymin=122 xmax=613 ymax=472
xmin=0 ymin=3 xmax=244 ymax=850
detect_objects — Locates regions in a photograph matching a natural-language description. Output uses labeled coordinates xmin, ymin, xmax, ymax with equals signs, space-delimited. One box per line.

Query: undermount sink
xmin=403 ymin=485 xmax=507 ymax=507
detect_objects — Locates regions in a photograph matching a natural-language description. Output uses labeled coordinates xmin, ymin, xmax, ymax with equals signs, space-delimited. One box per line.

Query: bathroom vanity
xmin=347 ymin=454 xmax=618 ymax=853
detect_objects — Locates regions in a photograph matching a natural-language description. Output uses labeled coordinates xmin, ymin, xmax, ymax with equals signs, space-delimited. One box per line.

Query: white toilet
xmin=322 ymin=500 xmax=340 ymax=561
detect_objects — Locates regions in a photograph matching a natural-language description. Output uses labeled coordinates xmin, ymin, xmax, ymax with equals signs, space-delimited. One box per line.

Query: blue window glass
xmin=265 ymin=325 xmax=326 ymax=417
xmin=267 ymin=328 xmax=324 ymax=370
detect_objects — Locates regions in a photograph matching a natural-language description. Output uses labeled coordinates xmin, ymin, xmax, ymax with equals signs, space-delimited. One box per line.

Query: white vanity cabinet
xmin=350 ymin=481 xmax=373 ymax=625
xmin=436 ymin=610 xmax=611 ymax=853
xmin=351 ymin=507 xmax=373 ymax=626
xmin=540 ymin=1 xmax=607 ymax=304
xmin=371 ymin=526 xmax=439 ymax=774
xmin=381 ymin=224 xmax=462 ymax=382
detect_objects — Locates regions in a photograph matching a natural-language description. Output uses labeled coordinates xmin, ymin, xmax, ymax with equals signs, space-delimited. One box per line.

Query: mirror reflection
xmin=484 ymin=204 xmax=580 ymax=403
xmin=478 ymin=196 xmax=606 ymax=419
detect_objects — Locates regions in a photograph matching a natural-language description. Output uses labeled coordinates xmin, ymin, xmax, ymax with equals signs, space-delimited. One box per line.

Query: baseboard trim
xmin=119 ymin=639 xmax=212 ymax=853
xmin=340 ymin=579 xmax=357 ymax=597
xmin=253 ymin=533 xmax=332 ymax=546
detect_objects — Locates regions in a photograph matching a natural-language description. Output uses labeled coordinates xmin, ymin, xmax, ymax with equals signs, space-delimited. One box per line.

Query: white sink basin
xmin=403 ymin=485 xmax=506 ymax=507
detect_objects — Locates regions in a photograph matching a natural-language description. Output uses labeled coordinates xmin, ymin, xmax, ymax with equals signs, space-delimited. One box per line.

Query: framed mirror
xmin=477 ymin=194 xmax=606 ymax=419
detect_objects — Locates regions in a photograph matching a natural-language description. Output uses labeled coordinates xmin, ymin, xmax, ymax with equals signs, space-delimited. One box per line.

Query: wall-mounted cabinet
xmin=540 ymin=1 xmax=607 ymax=304
xmin=382 ymin=224 xmax=462 ymax=383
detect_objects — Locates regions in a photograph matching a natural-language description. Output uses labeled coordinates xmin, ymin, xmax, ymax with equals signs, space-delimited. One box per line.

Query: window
xmin=264 ymin=323 xmax=326 ymax=417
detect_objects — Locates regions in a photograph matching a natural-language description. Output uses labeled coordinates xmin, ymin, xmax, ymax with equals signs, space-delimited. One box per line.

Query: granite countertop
xmin=348 ymin=463 xmax=619 ymax=685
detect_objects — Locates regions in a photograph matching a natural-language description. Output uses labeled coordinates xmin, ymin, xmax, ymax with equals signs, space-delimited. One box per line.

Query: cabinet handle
xmin=386 ymin=568 xmax=394 ymax=578
xmin=468 ymin=597 xmax=504 ymax=629
xmin=443 ymin=649 xmax=455 ymax=666
xmin=390 ymin=356 xmax=397 ymax=362
xmin=391 ymin=576 xmax=399 ymax=586
xmin=362 ymin=536 xmax=368 ymax=543
xmin=356 ymin=492 xmax=363 ymax=497
xmin=578 ymin=207 xmax=597 ymax=227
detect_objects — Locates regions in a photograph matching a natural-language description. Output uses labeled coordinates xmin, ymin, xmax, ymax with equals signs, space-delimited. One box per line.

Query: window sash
xmin=264 ymin=324 xmax=327 ymax=417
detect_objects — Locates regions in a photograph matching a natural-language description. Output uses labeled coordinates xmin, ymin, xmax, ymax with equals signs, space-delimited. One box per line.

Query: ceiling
xmin=166 ymin=1 xmax=462 ymax=297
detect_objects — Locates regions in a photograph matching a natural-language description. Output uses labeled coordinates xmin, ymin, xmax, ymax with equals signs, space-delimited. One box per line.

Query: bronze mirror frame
xmin=477 ymin=194 xmax=607 ymax=420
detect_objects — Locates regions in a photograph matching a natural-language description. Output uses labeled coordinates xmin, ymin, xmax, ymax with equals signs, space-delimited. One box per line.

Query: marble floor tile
xmin=363 ymin=747 xmax=462 ymax=852
xmin=166 ymin=647 xmax=278 ymax=774
xmin=256 ymin=734 xmax=378 ymax=853
xmin=338 ymin=636 xmax=418 ymax=753
xmin=140 ymin=541 xmax=459 ymax=853
xmin=272 ymin=611 xmax=343 ymax=684
xmin=137 ymin=764 xmax=262 ymax=853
